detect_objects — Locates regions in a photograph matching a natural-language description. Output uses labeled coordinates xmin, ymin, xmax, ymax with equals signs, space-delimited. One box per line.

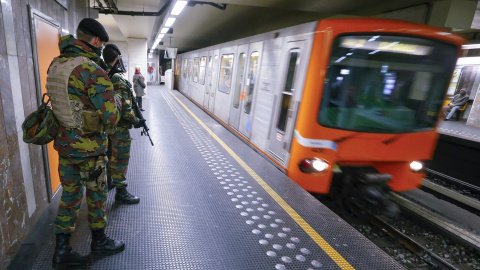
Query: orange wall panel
xmin=35 ymin=19 xmax=60 ymax=194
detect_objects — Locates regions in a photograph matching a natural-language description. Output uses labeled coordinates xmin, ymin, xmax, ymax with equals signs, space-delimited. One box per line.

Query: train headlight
xmin=410 ymin=161 xmax=423 ymax=172
xmin=299 ymin=158 xmax=329 ymax=173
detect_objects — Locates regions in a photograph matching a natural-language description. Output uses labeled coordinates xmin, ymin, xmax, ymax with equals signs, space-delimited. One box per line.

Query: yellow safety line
xmin=169 ymin=90 xmax=355 ymax=270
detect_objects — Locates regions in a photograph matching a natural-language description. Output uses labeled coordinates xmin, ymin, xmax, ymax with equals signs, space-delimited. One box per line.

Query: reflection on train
xmin=175 ymin=18 xmax=465 ymax=212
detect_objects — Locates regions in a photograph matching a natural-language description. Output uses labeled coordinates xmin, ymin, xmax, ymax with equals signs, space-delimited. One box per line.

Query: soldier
xmin=46 ymin=18 xmax=124 ymax=269
xmin=103 ymin=43 xmax=143 ymax=204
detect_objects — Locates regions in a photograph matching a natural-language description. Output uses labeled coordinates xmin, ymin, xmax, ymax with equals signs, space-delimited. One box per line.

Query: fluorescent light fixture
xmin=157 ymin=34 xmax=165 ymax=39
xmin=160 ymin=27 xmax=169 ymax=34
xmin=165 ymin=17 xmax=176 ymax=27
xmin=171 ymin=0 xmax=187 ymax=15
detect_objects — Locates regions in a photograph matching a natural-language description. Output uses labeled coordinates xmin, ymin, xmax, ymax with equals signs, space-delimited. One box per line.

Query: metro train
xmin=174 ymin=18 xmax=465 ymax=209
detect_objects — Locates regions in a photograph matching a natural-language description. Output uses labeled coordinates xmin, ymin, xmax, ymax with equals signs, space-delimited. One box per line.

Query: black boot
xmin=115 ymin=187 xmax=140 ymax=204
xmin=91 ymin=229 xmax=125 ymax=255
xmin=52 ymin=233 xmax=87 ymax=269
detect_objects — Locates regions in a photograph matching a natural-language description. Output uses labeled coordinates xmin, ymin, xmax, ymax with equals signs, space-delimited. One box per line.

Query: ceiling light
xmin=171 ymin=0 xmax=187 ymax=15
xmin=165 ymin=17 xmax=176 ymax=27
xmin=157 ymin=34 xmax=165 ymax=39
xmin=160 ymin=27 xmax=169 ymax=34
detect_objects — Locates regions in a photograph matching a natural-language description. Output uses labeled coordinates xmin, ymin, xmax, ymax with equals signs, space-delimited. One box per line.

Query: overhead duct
xmin=93 ymin=0 xmax=173 ymax=16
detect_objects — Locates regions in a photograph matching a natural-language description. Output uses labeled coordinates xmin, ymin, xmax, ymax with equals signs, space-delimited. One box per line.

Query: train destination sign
xmin=340 ymin=37 xmax=432 ymax=56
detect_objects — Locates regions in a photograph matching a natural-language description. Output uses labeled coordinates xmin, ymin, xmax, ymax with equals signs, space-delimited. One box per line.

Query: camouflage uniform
xmin=106 ymin=65 xmax=140 ymax=188
xmin=50 ymin=35 xmax=120 ymax=234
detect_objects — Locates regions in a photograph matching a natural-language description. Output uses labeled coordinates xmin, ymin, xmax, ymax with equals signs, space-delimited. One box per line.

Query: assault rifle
xmin=126 ymin=80 xmax=154 ymax=146
xmin=131 ymin=89 xmax=154 ymax=146
xmin=108 ymin=68 xmax=154 ymax=146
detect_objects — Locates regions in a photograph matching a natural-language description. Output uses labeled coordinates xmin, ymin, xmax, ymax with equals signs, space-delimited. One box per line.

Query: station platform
xmin=432 ymin=118 xmax=480 ymax=185
xmin=437 ymin=119 xmax=480 ymax=143
xmin=9 ymin=85 xmax=404 ymax=270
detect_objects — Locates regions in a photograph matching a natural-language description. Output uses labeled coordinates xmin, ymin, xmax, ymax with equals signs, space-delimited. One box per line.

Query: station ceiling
xmin=91 ymin=0 xmax=480 ymax=53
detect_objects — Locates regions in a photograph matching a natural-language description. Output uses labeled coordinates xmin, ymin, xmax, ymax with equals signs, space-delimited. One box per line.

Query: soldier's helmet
xmin=22 ymin=94 xmax=59 ymax=145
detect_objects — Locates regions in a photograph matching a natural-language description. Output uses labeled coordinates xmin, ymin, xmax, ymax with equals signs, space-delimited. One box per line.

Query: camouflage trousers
xmin=107 ymin=127 xmax=132 ymax=188
xmin=54 ymin=155 xmax=108 ymax=234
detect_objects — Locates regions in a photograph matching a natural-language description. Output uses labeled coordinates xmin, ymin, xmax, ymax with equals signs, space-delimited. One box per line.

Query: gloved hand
xmin=134 ymin=119 xmax=146 ymax=129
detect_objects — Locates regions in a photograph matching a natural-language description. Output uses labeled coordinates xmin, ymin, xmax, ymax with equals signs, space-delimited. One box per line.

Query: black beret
xmin=103 ymin=44 xmax=121 ymax=63
xmin=105 ymin=44 xmax=121 ymax=55
xmin=77 ymin=18 xmax=109 ymax=42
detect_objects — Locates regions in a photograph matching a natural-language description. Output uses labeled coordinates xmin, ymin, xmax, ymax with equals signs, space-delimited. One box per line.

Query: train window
xmin=193 ymin=58 xmax=199 ymax=82
xmin=218 ymin=54 xmax=234 ymax=94
xmin=318 ymin=34 xmax=458 ymax=133
xmin=199 ymin=57 xmax=207 ymax=85
xmin=233 ymin=53 xmax=246 ymax=108
xmin=183 ymin=59 xmax=188 ymax=79
xmin=244 ymin=52 xmax=259 ymax=114
xmin=277 ymin=50 xmax=300 ymax=132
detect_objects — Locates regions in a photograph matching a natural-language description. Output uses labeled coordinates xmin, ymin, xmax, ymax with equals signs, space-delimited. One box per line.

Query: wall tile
xmin=0 ymin=0 xmax=89 ymax=267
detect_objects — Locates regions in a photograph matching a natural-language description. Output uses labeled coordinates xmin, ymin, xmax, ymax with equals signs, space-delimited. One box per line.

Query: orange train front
xmin=289 ymin=19 xmax=464 ymax=199
xmin=176 ymin=18 xmax=465 ymax=210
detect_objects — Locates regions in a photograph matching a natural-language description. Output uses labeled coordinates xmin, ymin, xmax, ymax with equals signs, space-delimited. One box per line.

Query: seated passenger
xmin=442 ymin=88 xmax=469 ymax=121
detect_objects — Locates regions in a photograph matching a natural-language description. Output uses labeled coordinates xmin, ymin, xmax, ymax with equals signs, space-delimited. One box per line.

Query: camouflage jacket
xmin=49 ymin=35 xmax=120 ymax=158
xmin=106 ymin=65 xmax=139 ymax=129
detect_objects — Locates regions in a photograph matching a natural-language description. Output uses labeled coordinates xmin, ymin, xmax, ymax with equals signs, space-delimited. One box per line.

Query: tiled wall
xmin=0 ymin=0 xmax=88 ymax=267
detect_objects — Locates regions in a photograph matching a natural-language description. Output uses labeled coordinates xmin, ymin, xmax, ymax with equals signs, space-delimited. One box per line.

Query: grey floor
xmin=437 ymin=118 xmax=480 ymax=142
xmin=12 ymin=85 xmax=404 ymax=270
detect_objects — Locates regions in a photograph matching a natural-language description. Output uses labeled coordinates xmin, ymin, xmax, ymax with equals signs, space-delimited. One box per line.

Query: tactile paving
xmin=28 ymin=85 xmax=404 ymax=270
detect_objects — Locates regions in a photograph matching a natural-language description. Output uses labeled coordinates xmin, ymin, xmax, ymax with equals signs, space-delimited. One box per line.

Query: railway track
xmin=320 ymin=180 xmax=480 ymax=269
xmin=349 ymin=192 xmax=480 ymax=269
xmin=421 ymin=177 xmax=480 ymax=215
xmin=425 ymin=168 xmax=480 ymax=199
xmin=356 ymin=201 xmax=458 ymax=269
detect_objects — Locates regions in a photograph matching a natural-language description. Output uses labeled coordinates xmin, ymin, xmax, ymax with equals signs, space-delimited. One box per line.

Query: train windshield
xmin=318 ymin=34 xmax=458 ymax=133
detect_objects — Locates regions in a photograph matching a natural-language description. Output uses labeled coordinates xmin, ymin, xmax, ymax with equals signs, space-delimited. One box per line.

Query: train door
xmin=208 ymin=50 xmax=220 ymax=112
xmin=186 ymin=58 xmax=193 ymax=95
xmin=203 ymin=52 xmax=213 ymax=107
xmin=215 ymin=46 xmax=237 ymax=123
xmin=238 ymin=42 xmax=262 ymax=138
xmin=269 ymin=41 xmax=306 ymax=164
xmin=181 ymin=58 xmax=188 ymax=91
xmin=229 ymin=44 xmax=249 ymax=131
